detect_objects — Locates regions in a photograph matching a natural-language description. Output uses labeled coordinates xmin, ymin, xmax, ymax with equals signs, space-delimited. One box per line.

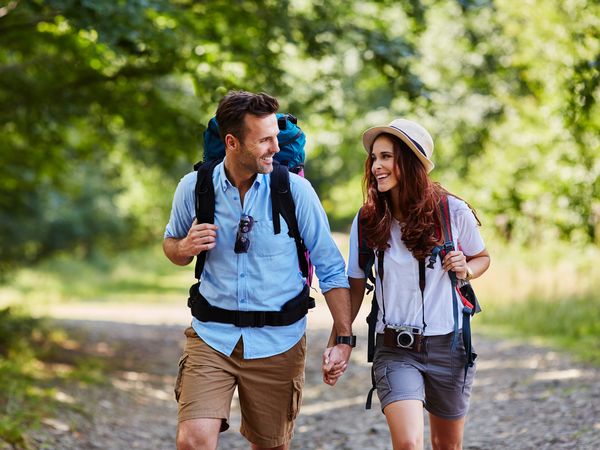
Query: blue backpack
xmin=202 ymin=113 xmax=307 ymax=175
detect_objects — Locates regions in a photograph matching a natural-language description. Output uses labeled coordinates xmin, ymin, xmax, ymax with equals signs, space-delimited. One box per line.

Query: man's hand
xmin=322 ymin=344 xmax=352 ymax=386
xmin=163 ymin=220 xmax=218 ymax=266
xmin=179 ymin=219 xmax=218 ymax=258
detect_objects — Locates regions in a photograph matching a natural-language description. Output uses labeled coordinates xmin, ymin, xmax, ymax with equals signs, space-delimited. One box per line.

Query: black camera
xmin=384 ymin=325 xmax=424 ymax=351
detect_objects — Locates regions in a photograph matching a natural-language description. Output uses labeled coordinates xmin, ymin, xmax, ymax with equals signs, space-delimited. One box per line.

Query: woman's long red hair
xmin=361 ymin=133 xmax=478 ymax=260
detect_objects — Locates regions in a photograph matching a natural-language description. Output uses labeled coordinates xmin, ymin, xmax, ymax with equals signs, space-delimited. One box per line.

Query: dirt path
xmin=27 ymin=303 xmax=600 ymax=450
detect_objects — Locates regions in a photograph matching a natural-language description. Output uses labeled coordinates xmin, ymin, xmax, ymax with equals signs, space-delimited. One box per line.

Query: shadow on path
xmin=26 ymin=307 xmax=600 ymax=450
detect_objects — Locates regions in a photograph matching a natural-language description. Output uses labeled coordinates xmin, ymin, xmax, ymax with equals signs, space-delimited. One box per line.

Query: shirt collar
xmin=217 ymin=157 xmax=265 ymax=192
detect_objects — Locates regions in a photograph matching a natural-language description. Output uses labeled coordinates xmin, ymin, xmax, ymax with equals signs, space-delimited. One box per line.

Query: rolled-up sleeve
xmin=290 ymin=176 xmax=349 ymax=293
xmin=164 ymin=172 xmax=196 ymax=239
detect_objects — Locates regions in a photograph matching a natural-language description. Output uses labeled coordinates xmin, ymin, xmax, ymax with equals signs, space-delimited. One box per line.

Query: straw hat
xmin=362 ymin=118 xmax=435 ymax=173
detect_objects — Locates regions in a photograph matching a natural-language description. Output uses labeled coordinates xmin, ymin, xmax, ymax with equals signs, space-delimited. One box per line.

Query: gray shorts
xmin=373 ymin=331 xmax=476 ymax=420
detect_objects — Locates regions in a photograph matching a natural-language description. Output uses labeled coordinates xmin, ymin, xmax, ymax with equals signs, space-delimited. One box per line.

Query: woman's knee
xmin=429 ymin=414 xmax=464 ymax=450
xmin=384 ymin=400 xmax=425 ymax=450
xmin=391 ymin=434 xmax=423 ymax=450
xmin=431 ymin=438 xmax=462 ymax=450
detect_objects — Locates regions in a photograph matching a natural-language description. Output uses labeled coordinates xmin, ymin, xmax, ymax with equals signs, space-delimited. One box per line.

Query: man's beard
xmin=240 ymin=145 xmax=275 ymax=174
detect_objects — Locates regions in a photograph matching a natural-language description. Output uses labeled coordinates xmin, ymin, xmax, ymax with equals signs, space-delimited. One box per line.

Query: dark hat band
xmin=389 ymin=125 xmax=428 ymax=158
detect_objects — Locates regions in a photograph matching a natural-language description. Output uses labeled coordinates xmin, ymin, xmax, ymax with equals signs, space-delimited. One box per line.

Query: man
xmin=163 ymin=90 xmax=353 ymax=450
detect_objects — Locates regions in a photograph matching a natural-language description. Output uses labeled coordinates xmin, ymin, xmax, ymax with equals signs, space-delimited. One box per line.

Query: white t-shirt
xmin=347 ymin=196 xmax=485 ymax=336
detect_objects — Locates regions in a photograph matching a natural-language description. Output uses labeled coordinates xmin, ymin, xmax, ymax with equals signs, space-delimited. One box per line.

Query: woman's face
xmin=370 ymin=135 xmax=399 ymax=192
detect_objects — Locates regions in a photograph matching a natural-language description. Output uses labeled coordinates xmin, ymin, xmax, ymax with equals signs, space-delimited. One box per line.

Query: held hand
xmin=321 ymin=345 xmax=351 ymax=386
xmin=442 ymin=250 xmax=469 ymax=279
xmin=181 ymin=219 xmax=218 ymax=257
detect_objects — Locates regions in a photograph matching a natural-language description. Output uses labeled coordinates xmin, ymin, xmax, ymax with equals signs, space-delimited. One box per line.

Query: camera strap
xmin=418 ymin=259 xmax=427 ymax=333
xmin=376 ymin=250 xmax=387 ymax=326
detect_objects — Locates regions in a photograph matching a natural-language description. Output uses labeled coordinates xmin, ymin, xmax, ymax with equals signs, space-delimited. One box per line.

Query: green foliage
xmin=0 ymin=245 xmax=188 ymax=305
xmin=0 ymin=0 xmax=426 ymax=270
xmin=414 ymin=0 xmax=600 ymax=246
xmin=468 ymin=237 xmax=600 ymax=364
xmin=479 ymin=296 xmax=600 ymax=365
xmin=1 ymin=0 xmax=599 ymax=272
xmin=0 ymin=307 xmax=107 ymax=447
xmin=0 ymin=307 xmax=40 ymax=356
xmin=0 ymin=308 xmax=50 ymax=447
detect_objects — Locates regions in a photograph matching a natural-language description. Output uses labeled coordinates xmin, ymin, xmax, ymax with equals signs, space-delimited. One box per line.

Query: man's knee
xmin=176 ymin=419 xmax=220 ymax=450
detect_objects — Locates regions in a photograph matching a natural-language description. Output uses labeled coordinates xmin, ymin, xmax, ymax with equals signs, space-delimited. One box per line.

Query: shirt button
xmin=240 ymin=273 xmax=245 ymax=278
xmin=233 ymin=196 xmax=239 ymax=200
xmin=240 ymin=298 xmax=246 ymax=303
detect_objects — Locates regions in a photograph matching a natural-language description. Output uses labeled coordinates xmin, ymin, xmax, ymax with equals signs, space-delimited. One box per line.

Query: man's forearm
xmin=163 ymin=237 xmax=194 ymax=266
xmin=323 ymin=287 xmax=352 ymax=338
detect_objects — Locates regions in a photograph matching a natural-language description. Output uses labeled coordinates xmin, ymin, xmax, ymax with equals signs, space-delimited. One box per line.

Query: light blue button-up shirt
xmin=164 ymin=160 xmax=349 ymax=359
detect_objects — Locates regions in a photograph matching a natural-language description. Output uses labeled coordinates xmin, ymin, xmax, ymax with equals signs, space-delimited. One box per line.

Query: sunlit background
xmin=0 ymin=0 xmax=598 ymax=447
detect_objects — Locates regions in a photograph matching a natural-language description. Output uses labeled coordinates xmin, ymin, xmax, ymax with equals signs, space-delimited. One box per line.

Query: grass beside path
xmin=0 ymin=245 xmax=192 ymax=307
xmin=0 ymin=308 xmax=108 ymax=448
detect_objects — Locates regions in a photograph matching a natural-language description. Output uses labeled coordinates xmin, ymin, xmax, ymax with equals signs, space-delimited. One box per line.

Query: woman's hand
xmin=322 ymin=346 xmax=348 ymax=386
xmin=442 ymin=250 xmax=469 ymax=279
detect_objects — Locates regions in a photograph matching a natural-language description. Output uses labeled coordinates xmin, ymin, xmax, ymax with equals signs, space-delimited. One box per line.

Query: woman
xmin=327 ymin=119 xmax=490 ymax=450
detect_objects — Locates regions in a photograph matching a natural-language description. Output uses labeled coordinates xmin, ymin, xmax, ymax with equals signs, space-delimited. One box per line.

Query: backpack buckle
xmin=442 ymin=241 xmax=454 ymax=257
xmin=427 ymin=245 xmax=442 ymax=269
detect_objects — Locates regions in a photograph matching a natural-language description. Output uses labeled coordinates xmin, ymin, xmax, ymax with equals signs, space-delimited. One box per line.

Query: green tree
xmin=0 ymin=0 xmax=430 ymax=270
xmin=1 ymin=0 xmax=598 ymax=272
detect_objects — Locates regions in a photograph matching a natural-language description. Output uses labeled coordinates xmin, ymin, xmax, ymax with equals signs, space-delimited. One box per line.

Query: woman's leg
xmin=383 ymin=400 xmax=424 ymax=450
xmin=429 ymin=413 xmax=466 ymax=450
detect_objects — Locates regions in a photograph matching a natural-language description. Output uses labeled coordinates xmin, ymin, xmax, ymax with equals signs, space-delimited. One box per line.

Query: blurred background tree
xmin=2 ymin=2 xmax=599 ymax=444
xmin=0 ymin=0 xmax=598 ymax=272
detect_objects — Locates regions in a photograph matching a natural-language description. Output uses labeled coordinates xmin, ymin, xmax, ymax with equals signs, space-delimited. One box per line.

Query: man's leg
xmin=238 ymin=336 xmax=307 ymax=449
xmin=177 ymin=418 xmax=222 ymax=450
xmin=175 ymin=328 xmax=237 ymax=449
xmin=250 ymin=443 xmax=287 ymax=450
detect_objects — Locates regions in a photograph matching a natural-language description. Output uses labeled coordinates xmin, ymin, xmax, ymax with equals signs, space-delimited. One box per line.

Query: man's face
xmin=236 ymin=113 xmax=280 ymax=174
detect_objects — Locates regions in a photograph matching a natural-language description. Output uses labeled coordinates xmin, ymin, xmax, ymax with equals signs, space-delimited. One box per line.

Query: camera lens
xmin=397 ymin=331 xmax=414 ymax=348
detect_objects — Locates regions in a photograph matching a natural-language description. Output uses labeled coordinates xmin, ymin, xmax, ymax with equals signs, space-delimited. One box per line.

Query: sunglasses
xmin=234 ymin=214 xmax=254 ymax=254
xmin=277 ymin=114 xmax=297 ymax=130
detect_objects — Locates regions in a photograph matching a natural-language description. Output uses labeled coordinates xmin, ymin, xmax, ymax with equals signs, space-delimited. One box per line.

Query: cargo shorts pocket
xmin=174 ymin=353 xmax=188 ymax=402
xmin=373 ymin=361 xmax=390 ymax=394
xmin=288 ymin=374 xmax=304 ymax=420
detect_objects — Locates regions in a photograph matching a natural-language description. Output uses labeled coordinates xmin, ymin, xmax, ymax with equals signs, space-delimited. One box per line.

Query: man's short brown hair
xmin=215 ymin=91 xmax=279 ymax=143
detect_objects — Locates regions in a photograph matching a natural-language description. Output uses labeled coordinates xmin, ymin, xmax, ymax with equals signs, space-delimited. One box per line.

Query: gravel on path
xmin=23 ymin=303 xmax=600 ymax=450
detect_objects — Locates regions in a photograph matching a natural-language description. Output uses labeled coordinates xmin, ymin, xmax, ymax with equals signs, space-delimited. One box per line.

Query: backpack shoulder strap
xmin=357 ymin=207 xmax=375 ymax=283
xmin=270 ymin=162 xmax=309 ymax=278
xmin=193 ymin=158 xmax=222 ymax=280
xmin=358 ymin=207 xmax=380 ymax=409
xmin=357 ymin=207 xmax=379 ymax=368
xmin=439 ymin=194 xmax=479 ymax=382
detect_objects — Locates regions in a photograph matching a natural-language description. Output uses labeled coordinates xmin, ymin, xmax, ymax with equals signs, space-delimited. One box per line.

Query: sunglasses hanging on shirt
xmin=234 ymin=214 xmax=254 ymax=254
